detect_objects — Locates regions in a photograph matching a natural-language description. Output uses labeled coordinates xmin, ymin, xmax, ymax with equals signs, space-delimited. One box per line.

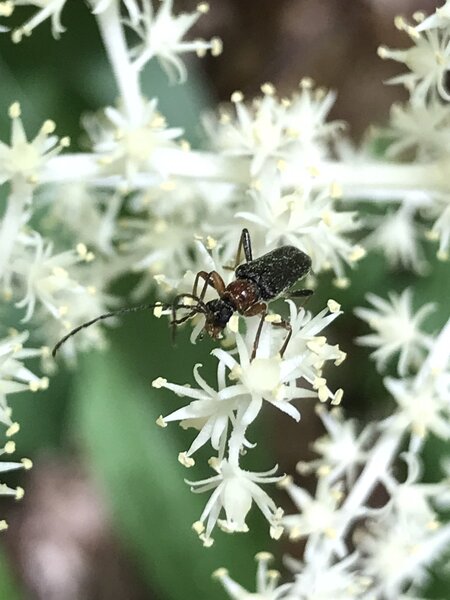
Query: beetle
xmin=52 ymin=229 xmax=313 ymax=359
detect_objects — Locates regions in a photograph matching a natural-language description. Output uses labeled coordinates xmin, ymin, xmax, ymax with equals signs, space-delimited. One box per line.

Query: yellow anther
xmin=192 ymin=520 xmax=205 ymax=534
xmin=41 ymin=119 xmax=56 ymax=134
xmin=152 ymin=377 xmax=167 ymax=389
xmin=255 ymin=551 xmax=274 ymax=562
xmin=4 ymin=441 xmax=15 ymax=454
xmin=261 ymin=82 xmax=275 ymax=96
xmin=327 ymin=299 xmax=341 ymax=313
xmin=211 ymin=37 xmax=223 ymax=56
xmin=178 ymin=452 xmax=195 ymax=468
xmin=21 ymin=458 xmax=33 ymax=470
xmin=212 ymin=568 xmax=228 ymax=579
xmin=156 ymin=415 xmax=167 ymax=428
xmin=197 ymin=2 xmax=209 ymax=13
xmin=6 ymin=422 xmax=19 ymax=437
xmin=8 ymin=102 xmax=21 ymax=119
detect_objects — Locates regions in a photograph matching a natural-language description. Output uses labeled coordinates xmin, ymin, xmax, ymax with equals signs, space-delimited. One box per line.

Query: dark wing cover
xmin=235 ymin=246 xmax=311 ymax=300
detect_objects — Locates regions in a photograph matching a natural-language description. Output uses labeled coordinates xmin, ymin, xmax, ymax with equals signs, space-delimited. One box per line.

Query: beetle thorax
xmin=222 ymin=279 xmax=260 ymax=313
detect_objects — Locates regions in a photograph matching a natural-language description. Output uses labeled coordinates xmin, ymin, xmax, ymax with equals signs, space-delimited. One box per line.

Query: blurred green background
xmin=0 ymin=1 xmax=448 ymax=598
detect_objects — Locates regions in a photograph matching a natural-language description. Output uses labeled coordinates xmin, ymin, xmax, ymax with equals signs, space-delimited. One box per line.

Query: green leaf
xmin=73 ymin=345 xmax=268 ymax=599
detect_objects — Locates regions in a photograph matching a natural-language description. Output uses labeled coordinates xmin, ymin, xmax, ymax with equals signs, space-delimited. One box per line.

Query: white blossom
xmin=385 ymin=100 xmax=450 ymax=161
xmin=378 ymin=16 xmax=450 ymax=102
xmin=0 ymin=330 xmax=48 ymax=429
xmin=384 ymin=373 xmax=450 ymax=440
xmin=211 ymin=327 xmax=317 ymax=425
xmin=415 ymin=1 xmax=450 ymax=32
xmin=380 ymin=453 xmax=449 ymax=529
xmin=0 ymin=439 xmax=32 ymax=529
xmin=287 ymin=554 xmax=371 ymax=600
xmin=205 ymin=79 xmax=341 ymax=178
xmin=213 ymin=552 xmax=294 ymax=600
xmin=236 ymin=174 xmax=363 ymax=284
xmin=0 ymin=102 xmax=69 ymax=185
xmin=280 ymin=476 xmax=350 ymax=556
xmin=188 ymin=459 xmax=284 ymax=546
xmin=10 ymin=0 xmax=67 ymax=41
xmin=12 ymin=233 xmax=94 ymax=323
xmin=153 ymin=362 xmax=239 ymax=464
xmin=127 ymin=0 xmax=222 ymax=82
xmin=364 ymin=206 xmax=427 ymax=273
xmin=297 ymin=406 xmax=372 ymax=484
xmin=83 ymin=97 xmax=182 ymax=184
xmin=355 ymin=290 xmax=434 ymax=376
xmin=281 ymin=300 xmax=345 ymax=398
xmin=359 ymin=514 xmax=450 ymax=599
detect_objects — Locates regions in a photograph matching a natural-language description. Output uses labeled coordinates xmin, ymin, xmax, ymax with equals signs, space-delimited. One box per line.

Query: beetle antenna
xmin=52 ymin=302 xmax=169 ymax=357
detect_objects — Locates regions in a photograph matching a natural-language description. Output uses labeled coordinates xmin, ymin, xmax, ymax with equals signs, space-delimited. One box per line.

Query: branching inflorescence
xmin=0 ymin=1 xmax=449 ymax=598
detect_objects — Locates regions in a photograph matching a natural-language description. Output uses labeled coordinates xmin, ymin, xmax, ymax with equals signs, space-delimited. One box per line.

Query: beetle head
xmin=204 ymin=299 xmax=234 ymax=338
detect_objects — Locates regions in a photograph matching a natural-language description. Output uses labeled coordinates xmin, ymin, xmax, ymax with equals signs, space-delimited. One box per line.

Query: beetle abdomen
xmin=235 ymin=245 xmax=311 ymax=301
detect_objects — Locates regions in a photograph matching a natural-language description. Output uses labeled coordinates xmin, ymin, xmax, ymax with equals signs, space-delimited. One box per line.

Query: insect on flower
xmin=52 ymin=229 xmax=313 ymax=359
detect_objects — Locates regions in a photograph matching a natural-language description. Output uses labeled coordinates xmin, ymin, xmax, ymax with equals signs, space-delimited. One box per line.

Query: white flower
xmin=360 ymin=514 xmax=450 ymax=599
xmin=121 ymin=211 xmax=198 ymax=293
xmin=12 ymin=233 xmax=94 ymax=322
xmin=213 ymin=552 xmax=294 ymax=600
xmin=0 ymin=440 xmax=32 ymax=527
xmin=153 ymin=362 xmax=240 ymax=463
xmin=385 ymin=100 xmax=450 ymax=161
xmin=355 ymin=290 xmax=434 ymax=376
xmin=10 ymin=0 xmax=67 ymax=41
xmin=381 ymin=453 xmax=448 ymax=530
xmin=236 ymin=175 xmax=363 ymax=283
xmin=212 ymin=327 xmax=317 ymax=425
xmin=0 ymin=331 xmax=48 ymax=428
xmin=127 ymin=0 xmax=222 ymax=82
xmin=364 ymin=206 xmax=427 ymax=274
xmin=83 ymin=98 xmax=182 ymax=183
xmin=378 ymin=17 xmax=450 ymax=102
xmin=415 ymin=1 xmax=450 ymax=32
xmin=384 ymin=374 xmax=450 ymax=440
xmin=287 ymin=554 xmax=371 ymax=600
xmin=297 ymin=406 xmax=372 ymax=484
xmin=0 ymin=102 xmax=69 ymax=185
xmin=187 ymin=459 xmax=284 ymax=546
xmin=206 ymin=86 xmax=295 ymax=177
xmin=284 ymin=79 xmax=343 ymax=162
xmin=205 ymin=79 xmax=341 ymax=178
xmin=280 ymin=476 xmax=349 ymax=556
xmin=281 ymin=300 xmax=345 ymax=402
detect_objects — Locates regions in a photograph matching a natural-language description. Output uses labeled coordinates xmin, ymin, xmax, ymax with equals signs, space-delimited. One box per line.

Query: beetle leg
xmin=287 ymin=288 xmax=314 ymax=308
xmin=193 ymin=270 xmax=226 ymax=300
xmin=237 ymin=228 xmax=253 ymax=264
xmin=243 ymin=301 xmax=267 ymax=360
xmin=224 ymin=228 xmax=253 ymax=270
xmin=272 ymin=319 xmax=293 ymax=357
xmin=170 ymin=293 xmax=204 ymax=342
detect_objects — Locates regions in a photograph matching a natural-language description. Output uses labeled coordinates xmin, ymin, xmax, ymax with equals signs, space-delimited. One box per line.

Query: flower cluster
xmin=214 ymin=304 xmax=450 ymax=599
xmin=0 ymin=0 xmax=449 ymax=598
xmin=0 ymin=330 xmax=39 ymax=524
xmin=375 ymin=4 xmax=450 ymax=261
xmin=153 ymin=295 xmax=344 ymax=545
